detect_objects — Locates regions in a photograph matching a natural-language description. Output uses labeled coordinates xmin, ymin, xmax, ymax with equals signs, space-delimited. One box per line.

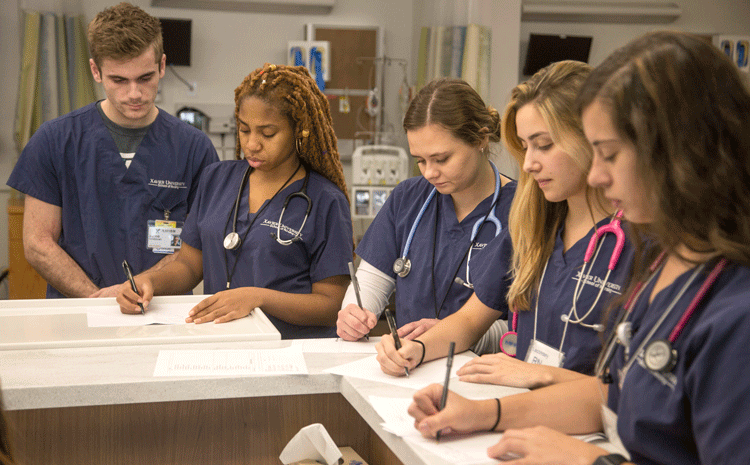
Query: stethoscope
xmin=392 ymin=161 xmax=503 ymax=287
xmin=222 ymin=163 xmax=312 ymax=289
xmin=596 ymin=253 xmax=727 ymax=383
xmin=499 ymin=211 xmax=627 ymax=357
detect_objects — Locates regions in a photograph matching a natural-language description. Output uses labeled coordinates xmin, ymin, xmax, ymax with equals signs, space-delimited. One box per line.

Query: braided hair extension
xmin=234 ymin=63 xmax=349 ymax=202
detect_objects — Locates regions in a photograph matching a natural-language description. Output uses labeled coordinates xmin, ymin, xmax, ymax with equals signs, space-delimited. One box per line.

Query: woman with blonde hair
xmin=118 ymin=64 xmax=352 ymax=338
xmin=377 ymin=60 xmax=633 ymax=389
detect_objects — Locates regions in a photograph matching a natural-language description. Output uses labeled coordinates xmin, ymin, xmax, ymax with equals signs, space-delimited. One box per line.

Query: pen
xmin=436 ymin=341 xmax=455 ymax=442
xmin=385 ymin=308 xmax=409 ymax=377
xmin=348 ymin=261 xmax=368 ymax=340
xmin=122 ymin=260 xmax=145 ymax=315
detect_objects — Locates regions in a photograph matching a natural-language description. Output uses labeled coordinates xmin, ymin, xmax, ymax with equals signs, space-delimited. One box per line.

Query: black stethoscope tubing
xmin=222 ymin=163 xmax=308 ymax=289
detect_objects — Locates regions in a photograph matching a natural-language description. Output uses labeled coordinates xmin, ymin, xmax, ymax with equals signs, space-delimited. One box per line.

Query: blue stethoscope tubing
xmin=499 ymin=211 xmax=626 ymax=357
xmin=392 ymin=160 xmax=503 ymax=283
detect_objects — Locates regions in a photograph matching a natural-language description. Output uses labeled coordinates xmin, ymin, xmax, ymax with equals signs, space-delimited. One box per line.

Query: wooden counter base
xmin=7 ymin=393 xmax=402 ymax=465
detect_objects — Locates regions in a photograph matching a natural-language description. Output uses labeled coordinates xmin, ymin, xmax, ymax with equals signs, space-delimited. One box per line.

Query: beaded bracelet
xmin=413 ymin=339 xmax=426 ymax=367
xmin=490 ymin=398 xmax=501 ymax=432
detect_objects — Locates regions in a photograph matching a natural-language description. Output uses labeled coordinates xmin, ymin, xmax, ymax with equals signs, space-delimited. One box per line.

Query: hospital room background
xmin=1 ymin=0 xmax=748 ymax=299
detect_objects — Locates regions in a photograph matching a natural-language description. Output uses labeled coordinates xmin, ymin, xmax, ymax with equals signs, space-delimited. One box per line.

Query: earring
xmin=296 ymin=138 xmax=302 ymax=154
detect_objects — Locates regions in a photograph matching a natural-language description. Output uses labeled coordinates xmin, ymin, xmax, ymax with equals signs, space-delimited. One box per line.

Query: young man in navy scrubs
xmin=7 ymin=3 xmax=218 ymax=298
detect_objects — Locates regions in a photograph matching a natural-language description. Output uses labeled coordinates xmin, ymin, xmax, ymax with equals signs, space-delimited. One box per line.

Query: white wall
xmin=520 ymin=0 xmax=750 ymax=81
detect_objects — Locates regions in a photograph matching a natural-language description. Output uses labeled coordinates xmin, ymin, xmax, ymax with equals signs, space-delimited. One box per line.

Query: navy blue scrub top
xmin=181 ymin=160 xmax=353 ymax=339
xmin=474 ymin=217 xmax=633 ymax=374
xmin=7 ymin=103 xmax=219 ymax=298
xmin=606 ymin=260 xmax=750 ymax=465
xmin=356 ymin=175 xmax=516 ymax=327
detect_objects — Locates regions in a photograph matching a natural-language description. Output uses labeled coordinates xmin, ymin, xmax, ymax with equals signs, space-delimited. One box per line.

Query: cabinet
xmin=8 ymin=198 xmax=47 ymax=299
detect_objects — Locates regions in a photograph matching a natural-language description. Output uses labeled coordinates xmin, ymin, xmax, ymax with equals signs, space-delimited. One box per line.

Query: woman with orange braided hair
xmin=117 ymin=64 xmax=353 ymax=338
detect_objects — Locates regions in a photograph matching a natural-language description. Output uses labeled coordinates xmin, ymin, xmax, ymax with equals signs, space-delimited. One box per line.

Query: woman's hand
xmin=397 ymin=318 xmax=439 ymax=340
xmin=409 ymin=383 xmax=497 ymax=438
xmin=376 ymin=333 xmax=424 ymax=376
xmin=186 ymin=288 xmax=257 ymax=323
xmin=116 ymin=276 xmax=154 ymax=314
xmin=488 ymin=426 xmax=609 ymax=464
xmin=336 ymin=303 xmax=378 ymax=341
xmin=457 ymin=353 xmax=555 ymax=389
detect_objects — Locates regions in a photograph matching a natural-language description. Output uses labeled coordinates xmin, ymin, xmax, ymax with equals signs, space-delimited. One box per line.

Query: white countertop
xmin=1 ymin=337 xmax=527 ymax=465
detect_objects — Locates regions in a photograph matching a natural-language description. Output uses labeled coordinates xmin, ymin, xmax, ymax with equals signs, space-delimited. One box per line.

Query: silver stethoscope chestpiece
xmin=643 ymin=338 xmax=678 ymax=373
xmin=224 ymin=232 xmax=241 ymax=250
xmin=393 ymin=257 xmax=411 ymax=278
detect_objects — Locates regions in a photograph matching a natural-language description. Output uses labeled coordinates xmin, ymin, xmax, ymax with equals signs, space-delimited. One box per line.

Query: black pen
xmin=348 ymin=261 xmax=369 ymax=340
xmin=122 ymin=260 xmax=145 ymax=315
xmin=436 ymin=341 xmax=455 ymax=442
xmin=385 ymin=309 xmax=409 ymax=377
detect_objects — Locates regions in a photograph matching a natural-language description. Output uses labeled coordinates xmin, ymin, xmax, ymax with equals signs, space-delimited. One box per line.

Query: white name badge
xmin=147 ymin=219 xmax=184 ymax=254
xmin=524 ymin=339 xmax=565 ymax=367
xmin=601 ymin=405 xmax=630 ymax=458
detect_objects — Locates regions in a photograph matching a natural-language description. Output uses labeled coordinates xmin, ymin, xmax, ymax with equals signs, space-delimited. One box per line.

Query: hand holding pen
xmin=436 ymin=341 xmax=455 ymax=441
xmin=384 ymin=309 xmax=409 ymax=377
xmin=336 ymin=262 xmax=378 ymax=341
xmin=117 ymin=260 xmax=146 ymax=315
xmin=348 ymin=262 xmax=368 ymax=340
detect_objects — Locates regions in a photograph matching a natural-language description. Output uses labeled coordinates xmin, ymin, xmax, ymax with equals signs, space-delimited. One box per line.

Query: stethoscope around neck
xmin=596 ymin=253 xmax=727 ymax=382
xmin=499 ymin=211 xmax=627 ymax=357
xmin=392 ymin=160 xmax=503 ymax=287
xmin=222 ymin=163 xmax=312 ymax=289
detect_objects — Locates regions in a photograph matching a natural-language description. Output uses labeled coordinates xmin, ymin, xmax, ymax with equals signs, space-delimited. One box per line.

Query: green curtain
xmin=14 ymin=11 xmax=96 ymax=154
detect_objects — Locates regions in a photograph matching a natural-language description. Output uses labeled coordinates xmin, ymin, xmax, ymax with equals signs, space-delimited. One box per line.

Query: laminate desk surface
xmin=1 ymin=337 xmax=525 ymax=464
xmin=0 ymin=295 xmax=280 ymax=350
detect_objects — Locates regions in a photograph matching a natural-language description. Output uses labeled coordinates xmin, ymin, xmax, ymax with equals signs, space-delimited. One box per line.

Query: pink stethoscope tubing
xmin=597 ymin=254 xmax=727 ymax=381
xmin=500 ymin=211 xmax=626 ymax=357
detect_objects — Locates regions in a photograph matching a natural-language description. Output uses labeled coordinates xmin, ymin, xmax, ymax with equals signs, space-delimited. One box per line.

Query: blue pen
xmin=122 ymin=260 xmax=145 ymax=315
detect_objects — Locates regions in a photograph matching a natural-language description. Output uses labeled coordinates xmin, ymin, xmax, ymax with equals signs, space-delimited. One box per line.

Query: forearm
xmin=24 ymin=241 xmax=98 ymax=297
xmin=254 ymin=287 xmax=342 ymax=326
xmin=141 ymin=250 xmax=181 ymax=274
xmin=498 ymin=376 xmax=604 ymax=434
xmin=142 ymin=258 xmax=201 ymax=296
xmin=341 ymin=259 xmax=395 ymax=317
xmin=419 ymin=294 xmax=499 ymax=361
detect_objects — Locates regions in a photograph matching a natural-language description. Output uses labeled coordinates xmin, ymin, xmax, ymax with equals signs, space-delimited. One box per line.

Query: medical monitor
xmin=159 ymin=18 xmax=192 ymax=67
xmin=523 ymin=33 xmax=592 ymax=76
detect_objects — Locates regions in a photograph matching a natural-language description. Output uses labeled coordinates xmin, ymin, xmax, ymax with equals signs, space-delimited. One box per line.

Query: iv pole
xmin=355 ymin=55 xmax=408 ymax=144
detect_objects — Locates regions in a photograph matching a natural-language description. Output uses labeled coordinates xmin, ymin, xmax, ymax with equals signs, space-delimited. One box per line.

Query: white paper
xmin=153 ymin=348 xmax=308 ymax=377
xmin=323 ymin=353 xmax=473 ymax=390
xmin=405 ymin=431 xmax=504 ymax=464
xmin=369 ymin=396 xmax=416 ymax=437
xmin=86 ymin=301 xmax=197 ymax=327
xmin=290 ymin=337 xmax=380 ymax=353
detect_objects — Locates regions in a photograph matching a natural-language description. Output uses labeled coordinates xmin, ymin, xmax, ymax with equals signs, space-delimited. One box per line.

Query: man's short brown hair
xmin=87 ymin=2 xmax=163 ymax=69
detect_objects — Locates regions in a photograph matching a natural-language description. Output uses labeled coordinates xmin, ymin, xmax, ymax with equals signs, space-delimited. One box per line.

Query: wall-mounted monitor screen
xmin=159 ymin=18 xmax=192 ymax=67
xmin=523 ymin=33 xmax=592 ymax=76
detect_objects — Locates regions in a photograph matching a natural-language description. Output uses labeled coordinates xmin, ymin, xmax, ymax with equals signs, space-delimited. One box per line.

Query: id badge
xmin=147 ymin=219 xmax=184 ymax=254
xmin=601 ymin=405 xmax=630 ymax=458
xmin=524 ymin=339 xmax=565 ymax=367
